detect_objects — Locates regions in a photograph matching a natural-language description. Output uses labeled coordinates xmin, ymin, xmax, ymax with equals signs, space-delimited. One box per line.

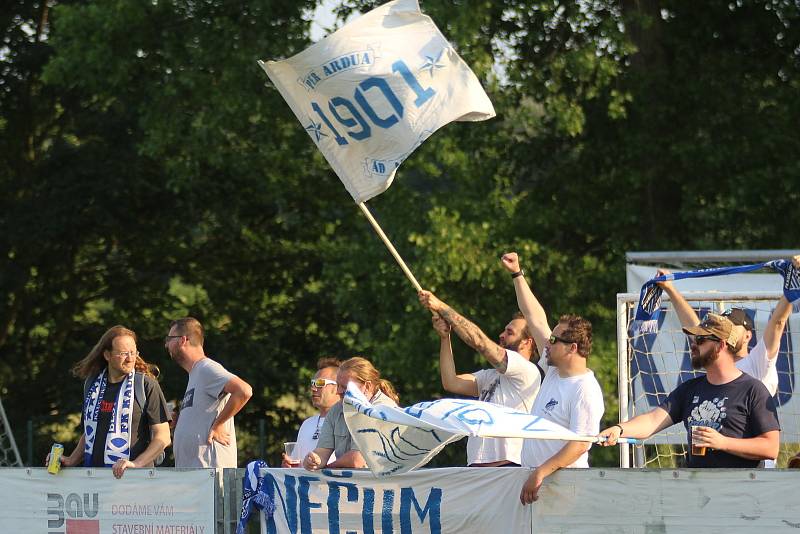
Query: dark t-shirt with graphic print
xmin=659 ymin=372 xmax=780 ymax=468
xmin=87 ymin=375 xmax=170 ymax=467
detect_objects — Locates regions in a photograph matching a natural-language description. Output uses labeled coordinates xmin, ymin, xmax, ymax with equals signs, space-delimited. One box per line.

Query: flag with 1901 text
xmin=258 ymin=0 xmax=495 ymax=203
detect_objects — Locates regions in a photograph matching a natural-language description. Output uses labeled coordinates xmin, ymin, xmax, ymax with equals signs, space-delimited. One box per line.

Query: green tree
xmin=2 ymin=0 xmax=798 ymax=471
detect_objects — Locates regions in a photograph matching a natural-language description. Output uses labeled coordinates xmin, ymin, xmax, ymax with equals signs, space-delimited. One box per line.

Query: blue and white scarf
xmin=634 ymin=259 xmax=800 ymax=334
xmin=83 ymin=368 xmax=135 ymax=467
xmin=237 ymin=460 xmax=274 ymax=534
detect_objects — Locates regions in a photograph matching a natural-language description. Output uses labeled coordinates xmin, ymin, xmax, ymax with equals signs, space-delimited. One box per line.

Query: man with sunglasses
xmin=281 ymin=358 xmax=341 ymax=467
xmin=655 ymin=256 xmax=799 ymax=394
xmin=418 ymin=289 xmax=542 ymax=467
xmin=500 ymin=252 xmax=604 ymax=504
xmin=599 ymin=313 xmax=780 ymax=468
xmin=655 ymin=257 xmax=798 ymax=467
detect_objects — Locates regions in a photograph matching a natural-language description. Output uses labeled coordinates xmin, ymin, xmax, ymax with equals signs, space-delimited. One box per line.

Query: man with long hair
xmin=59 ymin=326 xmax=171 ymax=478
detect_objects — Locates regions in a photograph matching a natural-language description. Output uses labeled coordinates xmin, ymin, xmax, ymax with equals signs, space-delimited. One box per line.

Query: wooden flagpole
xmin=357 ymin=202 xmax=422 ymax=292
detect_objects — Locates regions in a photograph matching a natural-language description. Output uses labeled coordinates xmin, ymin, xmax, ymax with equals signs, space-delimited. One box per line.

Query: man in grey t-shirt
xmin=166 ymin=317 xmax=253 ymax=468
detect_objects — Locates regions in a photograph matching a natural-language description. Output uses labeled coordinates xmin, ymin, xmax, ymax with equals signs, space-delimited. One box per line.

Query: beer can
xmin=47 ymin=443 xmax=64 ymax=475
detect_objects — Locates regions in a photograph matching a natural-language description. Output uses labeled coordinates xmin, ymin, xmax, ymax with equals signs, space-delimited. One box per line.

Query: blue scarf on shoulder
xmin=83 ymin=369 xmax=135 ymax=467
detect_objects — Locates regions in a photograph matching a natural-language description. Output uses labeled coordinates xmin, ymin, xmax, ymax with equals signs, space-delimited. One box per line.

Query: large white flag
xmin=258 ymin=0 xmax=495 ymax=203
xmin=342 ymin=385 xmax=612 ymax=477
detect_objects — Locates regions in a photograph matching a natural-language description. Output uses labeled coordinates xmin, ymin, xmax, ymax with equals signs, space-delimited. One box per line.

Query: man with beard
xmin=654 ymin=254 xmax=800 ymax=399
xmin=420 ymin=290 xmax=542 ymax=467
xmin=599 ymin=313 xmax=780 ymax=468
xmin=166 ymin=317 xmax=253 ymax=468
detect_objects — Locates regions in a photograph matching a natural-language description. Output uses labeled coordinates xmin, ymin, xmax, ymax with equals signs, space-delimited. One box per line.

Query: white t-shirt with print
xmin=737 ymin=337 xmax=779 ymax=468
xmin=294 ymin=414 xmax=335 ymax=463
xmin=521 ymin=366 xmax=604 ymax=469
xmin=737 ymin=338 xmax=778 ymax=396
xmin=468 ymin=350 xmax=542 ymax=465
xmin=295 ymin=415 xmax=324 ymax=462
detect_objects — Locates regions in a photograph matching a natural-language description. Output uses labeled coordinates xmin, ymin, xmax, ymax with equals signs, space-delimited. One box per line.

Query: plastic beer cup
xmin=284 ymin=441 xmax=300 ymax=466
xmin=690 ymin=422 xmax=707 ymax=456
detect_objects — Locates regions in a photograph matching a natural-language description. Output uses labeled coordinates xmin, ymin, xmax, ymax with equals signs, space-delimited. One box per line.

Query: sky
xmin=309 ymin=1 xmax=359 ymax=42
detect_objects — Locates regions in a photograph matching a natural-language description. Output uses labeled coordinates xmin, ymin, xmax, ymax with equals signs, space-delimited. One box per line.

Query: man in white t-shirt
xmin=499 ymin=252 xmax=605 ymax=504
xmin=281 ymin=358 xmax=341 ymax=467
xmin=419 ymin=291 xmax=542 ymax=467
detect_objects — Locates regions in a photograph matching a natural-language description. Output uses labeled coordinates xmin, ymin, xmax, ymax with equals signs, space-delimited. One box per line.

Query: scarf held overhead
xmin=634 ymin=259 xmax=800 ymax=334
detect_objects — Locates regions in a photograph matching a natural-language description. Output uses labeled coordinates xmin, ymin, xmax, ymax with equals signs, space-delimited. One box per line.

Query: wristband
xmin=612 ymin=424 xmax=624 ymax=436
xmin=511 ymin=270 xmax=525 ymax=279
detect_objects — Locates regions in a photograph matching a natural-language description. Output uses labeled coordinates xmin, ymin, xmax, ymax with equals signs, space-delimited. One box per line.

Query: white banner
xmin=0 ymin=468 xmax=216 ymax=533
xmin=259 ymin=467 xmax=532 ymax=534
xmin=259 ymin=467 xmax=800 ymax=534
xmin=342 ymin=385 xmax=610 ymax=477
xmin=259 ymin=0 xmax=495 ymax=203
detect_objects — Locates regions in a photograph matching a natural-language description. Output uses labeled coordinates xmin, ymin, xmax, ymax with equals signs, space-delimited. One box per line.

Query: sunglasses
xmin=310 ymin=378 xmax=337 ymax=388
xmin=548 ymin=334 xmax=574 ymax=345
xmin=694 ymin=335 xmax=720 ymax=345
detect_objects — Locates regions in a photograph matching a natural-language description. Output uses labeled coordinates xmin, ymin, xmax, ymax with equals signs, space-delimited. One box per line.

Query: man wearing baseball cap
xmin=599 ymin=313 xmax=780 ymax=468
xmin=721 ymin=307 xmax=778 ymax=394
xmin=655 ymin=253 xmax=799 ymax=398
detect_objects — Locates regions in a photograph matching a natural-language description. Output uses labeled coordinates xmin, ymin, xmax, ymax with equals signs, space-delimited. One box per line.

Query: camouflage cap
xmin=682 ymin=313 xmax=740 ymax=350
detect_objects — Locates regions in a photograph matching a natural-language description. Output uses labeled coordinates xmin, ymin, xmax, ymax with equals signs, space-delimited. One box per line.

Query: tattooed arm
xmin=432 ymin=314 xmax=479 ymax=396
xmin=419 ymin=290 xmax=508 ymax=372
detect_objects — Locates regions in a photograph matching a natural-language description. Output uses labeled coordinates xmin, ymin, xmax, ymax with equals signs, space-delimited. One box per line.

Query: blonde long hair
xmin=71 ymin=325 xmax=158 ymax=379
xmin=339 ymin=356 xmax=399 ymax=404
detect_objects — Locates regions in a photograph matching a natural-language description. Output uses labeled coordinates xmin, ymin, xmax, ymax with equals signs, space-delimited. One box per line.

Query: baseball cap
xmin=682 ymin=313 xmax=740 ymax=350
xmin=722 ymin=308 xmax=754 ymax=332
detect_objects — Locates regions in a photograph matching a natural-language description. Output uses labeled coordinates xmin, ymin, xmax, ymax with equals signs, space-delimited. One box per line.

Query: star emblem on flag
xmin=305 ymin=121 xmax=327 ymax=142
xmin=420 ymin=50 xmax=445 ymax=77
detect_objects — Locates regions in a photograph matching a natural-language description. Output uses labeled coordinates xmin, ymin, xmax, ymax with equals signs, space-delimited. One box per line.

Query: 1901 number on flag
xmin=259 ymin=0 xmax=495 ymax=203
xmin=308 ymin=59 xmax=435 ymax=147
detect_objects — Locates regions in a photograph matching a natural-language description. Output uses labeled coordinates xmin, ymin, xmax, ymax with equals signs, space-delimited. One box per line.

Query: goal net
xmin=0 ymin=397 xmax=22 ymax=467
xmin=617 ymin=290 xmax=799 ymax=468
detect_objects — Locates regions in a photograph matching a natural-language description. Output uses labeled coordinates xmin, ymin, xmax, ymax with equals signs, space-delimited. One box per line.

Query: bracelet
xmin=511 ymin=270 xmax=525 ymax=279
xmin=612 ymin=424 xmax=624 ymax=436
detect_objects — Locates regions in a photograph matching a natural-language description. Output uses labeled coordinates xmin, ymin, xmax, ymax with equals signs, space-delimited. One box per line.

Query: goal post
xmin=617 ymin=290 xmax=799 ymax=468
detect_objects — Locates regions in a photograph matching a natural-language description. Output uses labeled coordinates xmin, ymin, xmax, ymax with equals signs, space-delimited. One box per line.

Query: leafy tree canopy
xmin=1 ymin=0 xmax=798 ymax=467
